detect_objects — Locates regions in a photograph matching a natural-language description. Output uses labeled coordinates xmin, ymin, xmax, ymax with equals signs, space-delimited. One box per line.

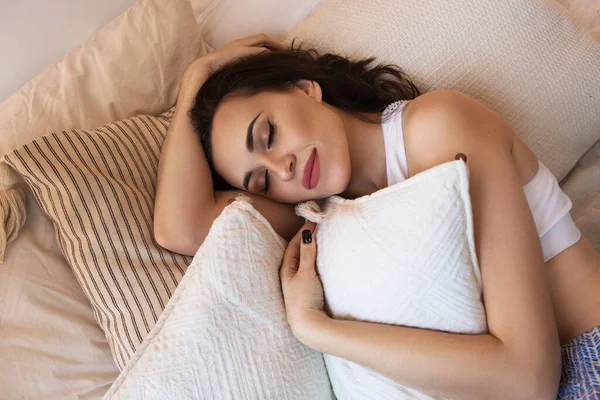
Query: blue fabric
xmin=558 ymin=325 xmax=600 ymax=399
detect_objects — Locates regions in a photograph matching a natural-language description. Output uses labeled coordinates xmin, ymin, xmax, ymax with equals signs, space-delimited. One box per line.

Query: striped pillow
xmin=2 ymin=109 xmax=191 ymax=370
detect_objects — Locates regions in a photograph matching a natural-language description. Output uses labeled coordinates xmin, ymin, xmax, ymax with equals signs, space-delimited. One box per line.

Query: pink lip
xmin=302 ymin=149 xmax=319 ymax=189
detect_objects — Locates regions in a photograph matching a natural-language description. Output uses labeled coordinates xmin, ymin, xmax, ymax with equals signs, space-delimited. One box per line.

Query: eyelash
xmin=262 ymin=120 xmax=275 ymax=194
xmin=263 ymin=170 xmax=270 ymax=195
xmin=267 ymin=119 xmax=275 ymax=150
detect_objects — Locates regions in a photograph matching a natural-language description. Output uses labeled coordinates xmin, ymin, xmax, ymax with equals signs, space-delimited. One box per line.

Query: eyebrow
xmin=246 ymin=111 xmax=262 ymax=153
xmin=243 ymin=111 xmax=263 ymax=190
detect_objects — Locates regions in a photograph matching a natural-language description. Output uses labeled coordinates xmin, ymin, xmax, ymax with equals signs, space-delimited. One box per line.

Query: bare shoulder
xmin=401 ymin=90 xmax=514 ymax=176
xmin=402 ymin=89 xmax=539 ymax=184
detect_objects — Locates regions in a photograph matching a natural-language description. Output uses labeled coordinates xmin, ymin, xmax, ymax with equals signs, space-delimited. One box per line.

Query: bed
xmin=0 ymin=0 xmax=598 ymax=398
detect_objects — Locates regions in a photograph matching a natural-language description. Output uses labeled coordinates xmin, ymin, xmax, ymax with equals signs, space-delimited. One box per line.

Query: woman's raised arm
xmin=153 ymin=35 xmax=302 ymax=256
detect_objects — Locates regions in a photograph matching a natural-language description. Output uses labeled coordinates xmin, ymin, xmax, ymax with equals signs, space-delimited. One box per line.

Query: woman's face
xmin=210 ymin=80 xmax=352 ymax=204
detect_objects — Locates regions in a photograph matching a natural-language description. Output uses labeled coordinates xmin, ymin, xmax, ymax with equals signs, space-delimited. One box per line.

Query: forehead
xmin=213 ymin=93 xmax=263 ymax=132
xmin=213 ymin=88 xmax=298 ymax=127
xmin=212 ymin=94 xmax=263 ymax=154
xmin=212 ymin=89 xmax=295 ymax=151
xmin=212 ymin=86 xmax=304 ymax=148
xmin=210 ymin=93 xmax=268 ymax=182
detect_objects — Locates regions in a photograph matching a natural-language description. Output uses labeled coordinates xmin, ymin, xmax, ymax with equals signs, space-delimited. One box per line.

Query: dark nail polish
xmin=455 ymin=153 xmax=467 ymax=163
xmin=302 ymin=229 xmax=312 ymax=244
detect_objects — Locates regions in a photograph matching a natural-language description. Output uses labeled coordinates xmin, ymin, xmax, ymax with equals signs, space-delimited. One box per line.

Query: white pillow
xmin=104 ymin=198 xmax=334 ymax=399
xmin=296 ymin=160 xmax=487 ymax=399
xmin=284 ymin=0 xmax=600 ymax=182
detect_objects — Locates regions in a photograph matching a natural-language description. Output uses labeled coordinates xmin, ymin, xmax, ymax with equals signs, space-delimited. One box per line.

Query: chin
xmin=325 ymin=171 xmax=351 ymax=198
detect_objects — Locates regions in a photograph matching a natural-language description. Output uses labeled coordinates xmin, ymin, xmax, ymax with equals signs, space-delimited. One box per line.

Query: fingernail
xmin=455 ymin=153 xmax=467 ymax=163
xmin=302 ymin=229 xmax=312 ymax=244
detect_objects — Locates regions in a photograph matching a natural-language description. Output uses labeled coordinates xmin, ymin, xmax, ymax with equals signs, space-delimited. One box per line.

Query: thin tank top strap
xmin=381 ymin=100 xmax=411 ymax=186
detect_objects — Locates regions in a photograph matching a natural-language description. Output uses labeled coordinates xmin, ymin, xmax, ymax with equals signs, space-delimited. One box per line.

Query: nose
xmin=265 ymin=154 xmax=295 ymax=182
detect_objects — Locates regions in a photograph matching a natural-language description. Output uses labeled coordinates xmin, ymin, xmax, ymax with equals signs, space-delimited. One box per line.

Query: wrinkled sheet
xmin=0 ymin=187 xmax=119 ymax=399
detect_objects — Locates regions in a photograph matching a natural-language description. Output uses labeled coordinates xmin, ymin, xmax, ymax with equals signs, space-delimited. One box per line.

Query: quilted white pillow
xmin=104 ymin=198 xmax=334 ymax=399
xmin=296 ymin=160 xmax=487 ymax=399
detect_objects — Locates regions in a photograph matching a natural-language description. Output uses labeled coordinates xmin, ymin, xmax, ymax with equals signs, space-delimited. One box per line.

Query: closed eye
xmin=263 ymin=169 xmax=270 ymax=194
xmin=267 ymin=119 xmax=275 ymax=150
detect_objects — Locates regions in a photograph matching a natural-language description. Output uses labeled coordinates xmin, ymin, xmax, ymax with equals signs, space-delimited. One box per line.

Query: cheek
xmin=327 ymin=147 xmax=352 ymax=191
xmin=320 ymin=124 xmax=351 ymax=194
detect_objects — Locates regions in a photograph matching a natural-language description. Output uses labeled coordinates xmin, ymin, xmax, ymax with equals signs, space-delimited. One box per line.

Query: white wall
xmin=0 ymin=0 xmax=136 ymax=102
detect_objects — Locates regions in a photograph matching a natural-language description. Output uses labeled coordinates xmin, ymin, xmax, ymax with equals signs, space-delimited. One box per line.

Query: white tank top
xmin=381 ymin=100 xmax=411 ymax=185
xmin=380 ymin=100 xmax=581 ymax=261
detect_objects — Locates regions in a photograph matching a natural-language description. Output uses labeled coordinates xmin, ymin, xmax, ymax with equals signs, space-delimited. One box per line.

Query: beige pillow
xmin=3 ymin=110 xmax=192 ymax=370
xmin=0 ymin=0 xmax=204 ymax=175
xmin=0 ymin=0 xmax=204 ymax=262
xmin=284 ymin=0 xmax=600 ymax=181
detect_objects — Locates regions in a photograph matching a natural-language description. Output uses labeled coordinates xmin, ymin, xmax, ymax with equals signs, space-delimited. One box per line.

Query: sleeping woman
xmin=153 ymin=34 xmax=600 ymax=399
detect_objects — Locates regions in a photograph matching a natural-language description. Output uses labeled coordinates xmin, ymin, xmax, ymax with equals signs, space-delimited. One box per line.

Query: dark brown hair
xmin=189 ymin=41 xmax=420 ymax=191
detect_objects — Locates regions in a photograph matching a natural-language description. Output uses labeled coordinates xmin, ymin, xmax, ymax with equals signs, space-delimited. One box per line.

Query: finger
xmin=300 ymin=220 xmax=316 ymax=233
xmin=299 ymin=226 xmax=317 ymax=274
xmin=261 ymin=40 xmax=285 ymax=51
xmin=235 ymin=47 xmax=270 ymax=58
xmin=238 ymin=34 xmax=283 ymax=50
xmin=285 ymin=221 xmax=316 ymax=256
xmin=280 ymin=232 xmax=302 ymax=283
xmin=220 ymin=47 xmax=268 ymax=68
xmin=280 ymin=250 xmax=299 ymax=283
xmin=279 ymin=221 xmax=316 ymax=282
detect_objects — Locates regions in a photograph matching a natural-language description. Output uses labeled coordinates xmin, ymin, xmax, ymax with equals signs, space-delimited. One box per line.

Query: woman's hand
xmin=204 ymin=34 xmax=284 ymax=71
xmin=280 ymin=221 xmax=330 ymax=347
xmin=183 ymin=34 xmax=283 ymax=87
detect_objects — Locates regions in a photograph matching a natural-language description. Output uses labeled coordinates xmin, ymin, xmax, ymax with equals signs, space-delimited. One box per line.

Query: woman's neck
xmin=330 ymin=106 xmax=388 ymax=199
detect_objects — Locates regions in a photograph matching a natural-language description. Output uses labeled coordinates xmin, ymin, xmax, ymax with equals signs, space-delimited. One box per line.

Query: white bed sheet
xmin=0 ymin=185 xmax=119 ymax=399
